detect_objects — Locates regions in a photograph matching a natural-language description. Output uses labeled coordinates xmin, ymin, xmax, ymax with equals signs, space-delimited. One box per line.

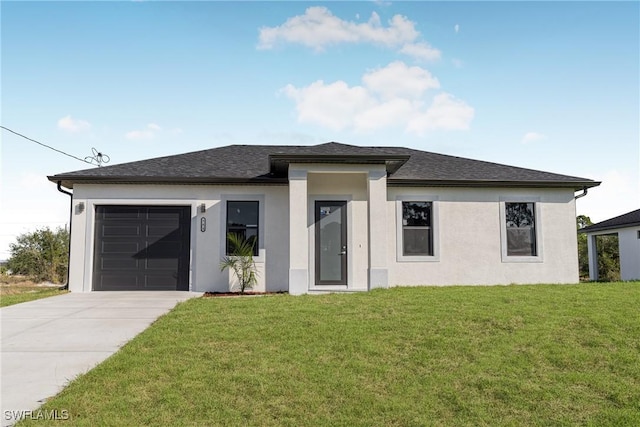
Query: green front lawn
xmin=22 ymin=283 xmax=640 ymax=426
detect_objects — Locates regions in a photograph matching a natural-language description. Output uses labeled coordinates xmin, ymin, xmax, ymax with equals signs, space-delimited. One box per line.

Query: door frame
xmin=314 ymin=200 xmax=348 ymax=286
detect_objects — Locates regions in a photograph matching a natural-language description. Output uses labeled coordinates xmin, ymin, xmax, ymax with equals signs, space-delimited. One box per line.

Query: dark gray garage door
xmin=93 ymin=206 xmax=191 ymax=291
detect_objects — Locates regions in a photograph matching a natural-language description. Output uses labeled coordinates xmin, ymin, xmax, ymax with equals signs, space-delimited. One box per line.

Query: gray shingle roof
xmin=580 ymin=209 xmax=640 ymax=233
xmin=49 ymin=141 xmax=599 ymax=190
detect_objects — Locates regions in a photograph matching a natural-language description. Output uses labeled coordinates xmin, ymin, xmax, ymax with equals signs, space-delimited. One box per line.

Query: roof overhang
xmin=579 ymin=222 xmax=640 ymax=234
xmin=268 ymin=154 xmax=410 ymax=176
xmin=48 ymin=175 xmax=289 ymax=189
xmin=387 ymin=179 xmax=601 ymax=191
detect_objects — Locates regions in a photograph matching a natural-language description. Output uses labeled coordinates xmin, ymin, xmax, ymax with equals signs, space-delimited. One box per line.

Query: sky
xmin=1 ymin=1 xmax=638 ymax=260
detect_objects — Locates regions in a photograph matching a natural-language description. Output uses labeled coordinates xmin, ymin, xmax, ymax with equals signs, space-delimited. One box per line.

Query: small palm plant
xmin=220 ymin=233 xmax=258 ymax=294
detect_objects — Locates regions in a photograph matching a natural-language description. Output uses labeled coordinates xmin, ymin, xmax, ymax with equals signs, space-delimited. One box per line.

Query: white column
xmin=288 ymin=168 xmax=309 ymax=295
xmin=367 ymin=168 xmax=389 ymax=289
xmin=70 ymin=198 xmax=89 ymax=292
xmin=587 ymin=234 xmax=599 ymax=281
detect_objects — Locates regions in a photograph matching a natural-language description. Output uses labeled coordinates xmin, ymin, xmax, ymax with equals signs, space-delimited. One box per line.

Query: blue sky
xmin=1 ymin=1 xmax=638 ymax=259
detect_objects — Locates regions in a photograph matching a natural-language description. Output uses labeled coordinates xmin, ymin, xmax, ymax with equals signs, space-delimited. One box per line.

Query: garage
xmin=93 ymin=206 xmax=191 ymax=291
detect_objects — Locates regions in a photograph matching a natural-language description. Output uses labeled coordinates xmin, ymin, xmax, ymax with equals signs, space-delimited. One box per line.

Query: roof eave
xmin=48 ymin=175 xmax=289 ymax=189
xmin=387 ymin=179 xmax=601 ymax=190
xmin=49 ymin=175 xmax=601 ymax=191
xmin=579 ymin=222 xmax=640 ymax=234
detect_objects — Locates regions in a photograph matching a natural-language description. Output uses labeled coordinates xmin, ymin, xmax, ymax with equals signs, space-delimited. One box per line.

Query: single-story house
xmin=580 ymin=209 xmax=640 ymax=281
xmin=48 ymin=142 xmax=600 ymax=294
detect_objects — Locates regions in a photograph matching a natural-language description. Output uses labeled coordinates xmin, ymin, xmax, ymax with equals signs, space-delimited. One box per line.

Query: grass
xmin=0 ymin=276 xmax=67 ymax=307
xmin=20 ymin=282 xmax=640 ymax=426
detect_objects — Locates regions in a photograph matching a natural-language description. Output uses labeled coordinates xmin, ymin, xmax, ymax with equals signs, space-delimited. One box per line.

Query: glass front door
xmin=315 ymin=201 xmax=347 ymax=286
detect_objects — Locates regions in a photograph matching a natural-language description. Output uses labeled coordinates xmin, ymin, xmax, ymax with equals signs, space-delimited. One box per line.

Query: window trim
xmin=396 ymin=195 xmax=439 ymax=262
xmin=220 ymin=194 xmax=265 ymax=263
xmin=226 ymin=200 xmax=259 ymax=256
xmin=499 ymin=198 xmax=543 ymax=263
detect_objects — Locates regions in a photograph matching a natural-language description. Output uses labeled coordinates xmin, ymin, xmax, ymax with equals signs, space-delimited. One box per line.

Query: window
xmin=226 ymin=201 xmax=259 ymax=256
xmin=402 ymin=201 xmax=433 ymax=256
xmin=505 ymin=202 xmax=537 ymax=256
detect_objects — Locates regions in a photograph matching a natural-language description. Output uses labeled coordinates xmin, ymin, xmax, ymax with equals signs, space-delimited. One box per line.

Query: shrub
xmin=6 ymin=227 xmax=69 ymax=284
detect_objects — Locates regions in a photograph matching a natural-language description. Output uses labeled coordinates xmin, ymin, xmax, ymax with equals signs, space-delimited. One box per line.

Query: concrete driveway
xmin=1 ymin=291 xmax=200 ymax=426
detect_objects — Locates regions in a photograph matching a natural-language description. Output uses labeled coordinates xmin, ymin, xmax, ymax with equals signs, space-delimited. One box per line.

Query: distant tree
xmin=6 ymin=227 xmax=69 ymax=284
xmin=595 ymin=234 xmax=620 ymax=281
xmin=576 ymin=215 xmax=620 ymax=281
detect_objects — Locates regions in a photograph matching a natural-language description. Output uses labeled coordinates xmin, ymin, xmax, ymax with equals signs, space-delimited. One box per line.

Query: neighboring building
xmin=48 ymin=142 xmax=599 ymax=294
xmin=580 ymin=209 xmax=640 ymax=281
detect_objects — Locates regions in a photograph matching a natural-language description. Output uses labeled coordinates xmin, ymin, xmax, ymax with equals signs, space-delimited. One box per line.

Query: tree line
xmin=2 ymin=227 xmax=69 ymax=284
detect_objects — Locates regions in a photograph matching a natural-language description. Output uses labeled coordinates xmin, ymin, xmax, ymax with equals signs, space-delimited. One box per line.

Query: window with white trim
xmin=402 ymin=201 xmax=433 ymax=256
xmin=504 ymin=202 xmax=537 ymax=257
xmin=226 ymin=201 xmax=259 ymax=256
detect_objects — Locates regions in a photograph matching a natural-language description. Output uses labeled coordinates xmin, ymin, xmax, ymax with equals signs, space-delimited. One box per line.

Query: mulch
xmin=202 ymin=291 xmax=288 ymax=298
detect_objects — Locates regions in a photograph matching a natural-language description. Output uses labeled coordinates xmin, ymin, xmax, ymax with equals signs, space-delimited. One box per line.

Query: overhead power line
xmin=0 ymin=125 xmax=98 ymax=166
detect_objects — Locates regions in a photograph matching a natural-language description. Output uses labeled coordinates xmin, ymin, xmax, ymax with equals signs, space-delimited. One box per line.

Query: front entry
xmin=315 ymin=201 xmax=347 ymax=286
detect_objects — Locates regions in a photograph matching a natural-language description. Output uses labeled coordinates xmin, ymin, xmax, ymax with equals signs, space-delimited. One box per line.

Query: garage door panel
xmin=145 ymin=258 xmax=178 ymax=270
xmin=101 ymin=257 xmax=139 ymax=270
xmin=146 ymin=208 xmax=184 ymax=220
xmin=93 ymin=206 xmax=190 ymax=291
xmin=97 ymin=275 xmax=139 ymax=290
xmin=144 ymin=275 xmax=179 ymax=289
xmin=102 ymin=241 xmax=140 ymax=254
xmin=146 ymin=224 xmax=181 ymax=238
xmin=145 ymin=239 xmax=183 ymax=255
xmin=102 ymin=207 xmax=142 ymax=219
xmin=102 ymin=225 xmax=141 ymax=237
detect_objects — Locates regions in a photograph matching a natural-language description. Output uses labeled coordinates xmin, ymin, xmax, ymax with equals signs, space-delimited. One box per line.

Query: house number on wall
xmin=200 ymin=217 xmax=206 ymax=232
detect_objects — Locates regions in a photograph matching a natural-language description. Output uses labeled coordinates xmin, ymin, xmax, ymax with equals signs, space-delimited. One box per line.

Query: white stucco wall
xmin=619 ymin=227 xmax=640 ymax=280
xmin=68 ymin=184 xmax=289 ymax=292
xmin=386 ymin=187 xmax=579 ymax=286
xmin=67 ymin=180 xmax=581 ymax=293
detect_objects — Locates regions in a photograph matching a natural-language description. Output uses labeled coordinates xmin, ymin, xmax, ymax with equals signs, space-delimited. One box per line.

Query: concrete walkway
xmin=1 ymin=291 xmax=200 ymax=426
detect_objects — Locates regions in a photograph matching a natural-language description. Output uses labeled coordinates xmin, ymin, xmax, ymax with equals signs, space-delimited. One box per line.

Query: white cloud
xmin=57 ymin=115 xmax=91 ymax=133
xmin=354 ymin=98 xmax=415 ymax=132
xmin=283 ymin=80 xmax=374 ymax=131
xmin=521 ymin=132 xmax=547 ymax=144
xmin=282 ymin=61 xmax=473 ymax=134
xmin=406 ymin=93 xmax=475 ymax=135
xmin=399 ymin=42 xmax=441 ymax=62
xmin=258 ymin=8 xmax=416 ymax=50
xmin=452 ymin=58 xmax=464 ymax=68
xmin=362 ymin=61 xmax=440 ymax=99
xmin=258 ymin=6 xmax=438 ymax=61
xmin=454 ymin=24 xmax=460 ymax=34
xmin=125 ymin=123 xmax=162 ymax=140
